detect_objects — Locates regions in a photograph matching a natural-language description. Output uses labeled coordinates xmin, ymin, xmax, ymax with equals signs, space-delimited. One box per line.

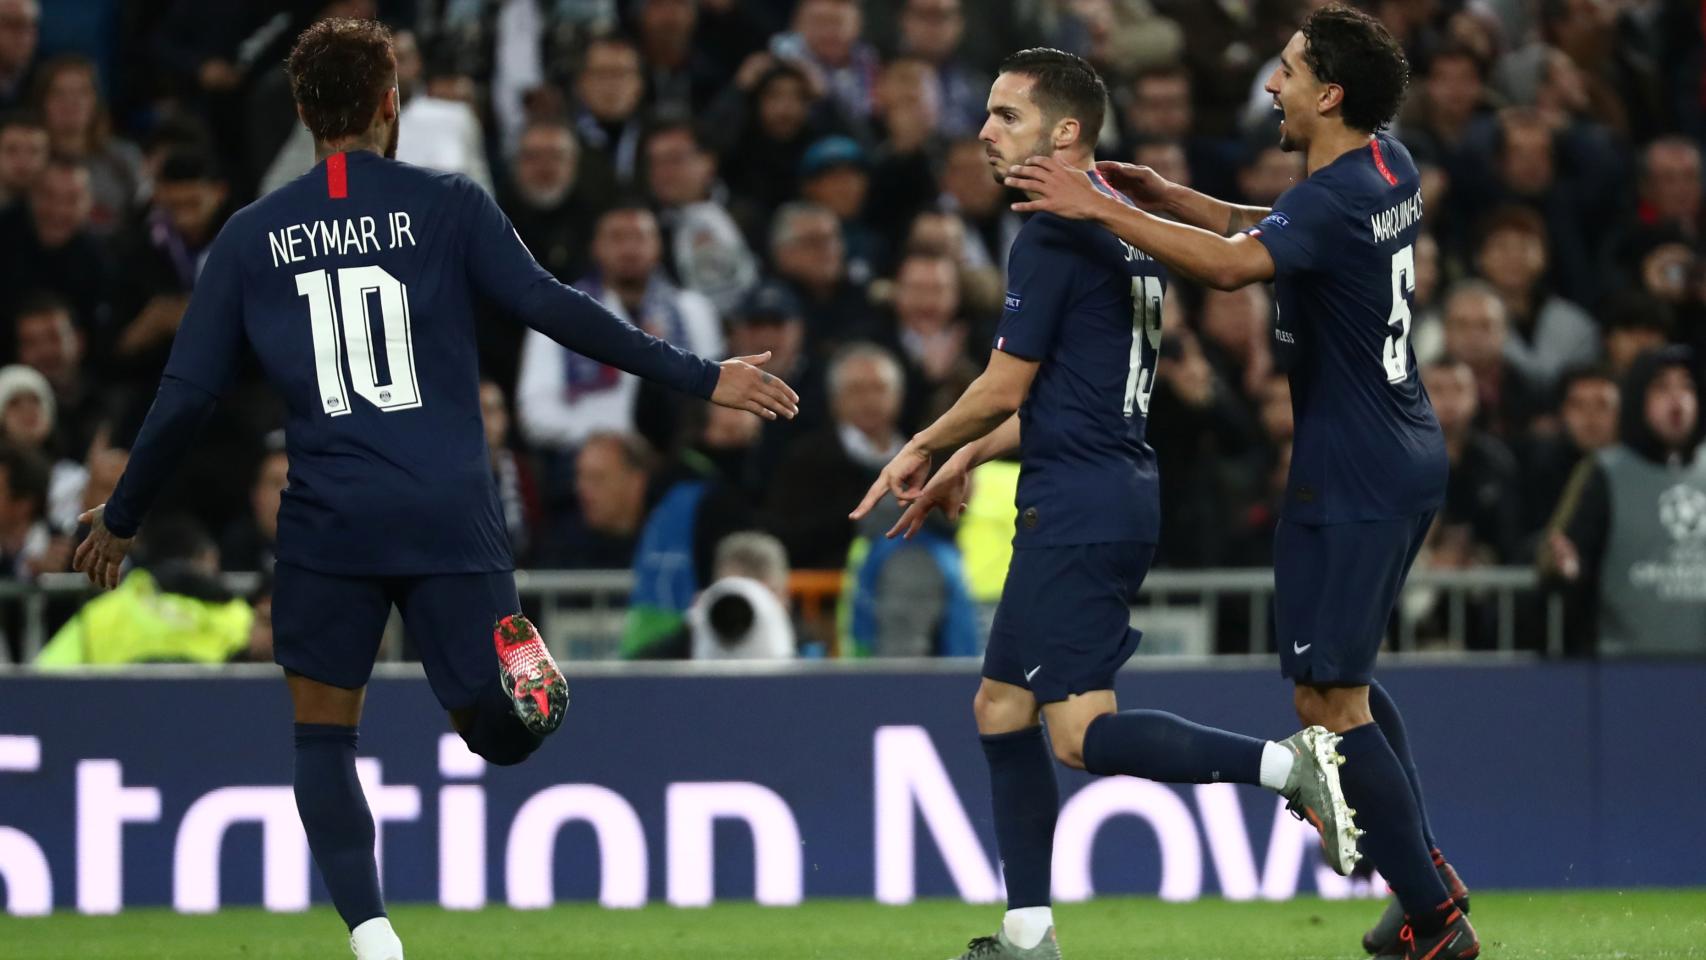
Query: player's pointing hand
xmin=71 ymin=504 xmax=135 ymax=591
xmin=849 ymin=444 xmax=932 ymax=521
xmin=1005 ymin=155 xmax=1111 ymax=221
xmin=712 ymin=351 xmax=800 ymax=421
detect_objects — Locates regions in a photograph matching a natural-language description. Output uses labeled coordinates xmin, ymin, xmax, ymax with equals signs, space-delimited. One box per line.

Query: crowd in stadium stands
xmin=1 ymin=0 xmax=1703 ymax=663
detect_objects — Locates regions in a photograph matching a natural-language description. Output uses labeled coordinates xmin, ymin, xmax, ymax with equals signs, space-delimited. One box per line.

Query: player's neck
xmin=315 ymin=134 xmax=386 ymax=163
xmin=1304 ymin=126 xmax=1375 ymax=177
xmin=1053 ymin=148 xmax=1093 ymax=173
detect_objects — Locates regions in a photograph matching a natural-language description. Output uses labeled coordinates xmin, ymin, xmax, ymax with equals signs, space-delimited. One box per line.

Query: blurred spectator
xmin=108 ymin=149 xmax=229 ymax=409
xmin=938 ymin=137 xmax=1021 ymax=273
xmin=218 ymin=445 xmax=285 ymax=575
xmin=1601 ymin=289 xmax=1675 ymax=378
xmin=1132 ymin=137 xmax=1190 ymax=190
xmin=1542 ymin=348 xmax=1706 ymax=655
xmin=886 ymin=250 xmax=977 ymax=430
xmin=643 ymin=120 xmax=759 ymax=313
xmin=0 ymin=160 xmax=112 ymax=335
xmin=1234 ymin=142 xmax=1303 ymax=207
xmin=1196 ymin=284 xmax=1273 ymax=421
xmin=569 ymin=431 xmax=655 ymax=569
xmin=1120 ymin=65 xmax=1236 ymax=199
xmin=0 ymin=108 xmax=45 ymax=205
xmin=516 ymin=203 xmax=722 ymax=458
xmin=1518 ymin=365 xmax=1621 ymax=541
xmin=1396 ymin=44 xmax=1496 ymax=256
xmin=32 ymin=55 xmax=145 ymax=236
xmin=1473 ymin=205 xmax=1599 ymax=388
xmin=688 ymin=531 xmax=798 ymax=660
xmin=240 ymin=572 xmax=274 ymax=664
xmin=867 ymin=58 xmax=944 ymax=259
xmin=1410 ymin=232 xmax=1449 ymax=364
xmin=839 ymin=497 xmax=979 ymax=657
xmin=34 ymin=515 xmax=253 ymax=667
xmin=717 ymin=279 xmax=825 ymax=479
xmin=481 ymin=379 xmax=540 ymax=566
xmin=573 ymin=34 xmax=649 ymax=187
xmin=11 ymin=292 xmax=108 ymax=456
xmin=1423 ymin=358 xmax=1523 ymax=563
xmin=895 ymin=0 xmax=984 ymax=138
xmin=0 ymin=441 xmax=53 ymax=582
xmin=770 ymin=200 xmax=873 ymax=356
xmin=767 ymin=342 xmax=905 ymax=568
xmin=1478 ymin=108 xmax=1611 ymax=308
xmin=1537 ymin=0 xmax=1662 ymax=143
xmin=395 ymin=33 xmax=494 ymax=195
xmin=1441 ymin=279 xmax=1549 ymax=441
xmin=502 ymin=118 xmax=602 ymax=286
xmin=904 ymin=208 xmax=1004 ymax=320
xmin=800 ymin=135 xmax=881 ymax=283
xmin=0 ymin=0 xmax=37 ymax=113
xmin=1634 ymin=137 xmax=1703 ymax=242
xmin=635 ymin=0 xmax=725 ymax=117
xmin=771 ymin=0 xmax=879 ymax=121
xmin=0 ymin=364 xmax=84 ymax=532
xmin=621 ymin=402 xmax=761 ymax=657
xmin=1624 ymin=224 xmax=1699 ymax=313
xmin=711 ymin=57 xmax=830 ymax=234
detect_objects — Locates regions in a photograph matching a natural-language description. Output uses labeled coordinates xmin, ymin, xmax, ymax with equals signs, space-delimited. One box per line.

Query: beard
xmin=987 ymin=132 xmax=1058 ymax=185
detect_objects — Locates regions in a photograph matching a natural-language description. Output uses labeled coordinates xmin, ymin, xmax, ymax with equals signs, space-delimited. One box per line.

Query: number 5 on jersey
xmin=1382 ymin=244 xmax=1416 ymax=384
xmin=295 ymin=266 xmax=422 ymax=416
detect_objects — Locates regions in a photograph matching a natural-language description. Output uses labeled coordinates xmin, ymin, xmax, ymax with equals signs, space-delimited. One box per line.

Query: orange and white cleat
xmin=493 ymin=614 xmax=569 ymax=736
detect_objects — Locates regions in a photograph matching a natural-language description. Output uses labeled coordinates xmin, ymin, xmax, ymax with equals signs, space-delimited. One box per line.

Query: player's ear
xmin=1317 ymin=82 xmax=1345 ymax=118
xmin=1053 ymin=116 xmax=1081 ymax=152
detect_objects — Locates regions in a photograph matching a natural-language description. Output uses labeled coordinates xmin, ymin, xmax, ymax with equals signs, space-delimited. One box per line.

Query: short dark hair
xmin=0 ymin=444 xmax=49 ymax=517
xmin=11 ymin=289 xmax=71 ymax=326
xmin=1556 ymin=364 xmax=1617 ymax=406
xmin=998 ymin=47 xmax=1108 ymax=147
xmin=0 ymin=109 xmax=44 ymax=135
xmin=1601 ymin=289 xmax=1674 ymax=335
xmin=1299 ymin=3 xmax=1409 ymax=133
xmin=646 ymin=118 xmax=705 ymax=152
xmin=157 ymin=148 xmax=224 ymax=184
xmin=286 ymin=17 xmax=396 ymax=143
xmin=1476 ymin=204 xmax=1547 ymax=248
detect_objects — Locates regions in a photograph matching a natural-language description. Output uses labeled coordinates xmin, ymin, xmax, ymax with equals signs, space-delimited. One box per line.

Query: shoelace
xmin=1399 ymin=923 xmax=1416 ymax=955
xmin=500 ymin=625 xmax=553 ymax=681
xmin=964 ymin=936 xmax=1001 ymax=957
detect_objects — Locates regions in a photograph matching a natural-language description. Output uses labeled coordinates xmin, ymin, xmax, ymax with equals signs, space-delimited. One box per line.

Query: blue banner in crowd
xmin=1 ymin=662 xmax=1702 ymax=915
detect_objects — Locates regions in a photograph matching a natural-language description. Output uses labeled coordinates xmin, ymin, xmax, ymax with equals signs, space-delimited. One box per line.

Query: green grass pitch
xmin=2 ymin=891 xmax=1702 ymax=959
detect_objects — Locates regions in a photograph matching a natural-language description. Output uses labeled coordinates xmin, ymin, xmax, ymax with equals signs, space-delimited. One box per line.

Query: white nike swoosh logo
xmin=1024 ymin=666 xmax=1042 ymax=682
xmin=1293 ymin=642 xmax=1312 ymax=654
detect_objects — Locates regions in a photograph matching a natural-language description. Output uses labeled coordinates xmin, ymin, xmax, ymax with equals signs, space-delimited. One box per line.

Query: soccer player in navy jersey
xmin=70 ymin=18 xmax=797 ymax=960
xmin=853 ymin=49 xmax=1358 ymax=960
xmin=1005 ymin=6 xmax=1477 ymax=959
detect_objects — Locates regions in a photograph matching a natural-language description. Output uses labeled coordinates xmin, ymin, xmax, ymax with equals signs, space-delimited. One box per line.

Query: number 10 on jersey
xmin=295 ymin=266 xmax=422 ymax=416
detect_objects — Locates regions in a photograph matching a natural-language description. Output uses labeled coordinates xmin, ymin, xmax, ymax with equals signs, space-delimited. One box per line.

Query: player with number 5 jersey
xmin=71 ymin=17 xmax=797 ymax=960
xmin=1005 ymin=6 xmax=1474 ymax=960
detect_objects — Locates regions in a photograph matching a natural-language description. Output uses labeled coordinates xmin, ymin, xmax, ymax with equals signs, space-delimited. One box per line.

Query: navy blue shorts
xmin=984 ymin=541 xmax=1155 ymax=704
xmin=1274 ymin=511 xmax=1434 ymax=686
xmin=272 ymin=561 xmax=522 ymax=711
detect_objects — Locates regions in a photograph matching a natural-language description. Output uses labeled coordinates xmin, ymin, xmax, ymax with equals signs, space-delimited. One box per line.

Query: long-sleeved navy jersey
xmin=1246 ymin=133 xmax=1448 ymax=525
xmin=106 ymin=150 xmax=718 ymax=574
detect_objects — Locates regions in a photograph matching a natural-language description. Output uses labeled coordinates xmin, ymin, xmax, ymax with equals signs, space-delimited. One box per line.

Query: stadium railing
xmin=0 ymin=567 xmax=1559 ymax=665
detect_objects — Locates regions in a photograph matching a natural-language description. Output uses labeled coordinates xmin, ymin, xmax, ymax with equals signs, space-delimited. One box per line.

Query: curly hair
xmin=1300 ymin=4 xmax=1410 ymax=133
xmin=285 ymin=18 xmax=395 ymax=143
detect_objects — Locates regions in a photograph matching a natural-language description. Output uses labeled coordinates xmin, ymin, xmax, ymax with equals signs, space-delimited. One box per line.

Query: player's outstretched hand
xmin=886 ymin=451 xmax=972 ymax=539
xmin=71 ymin=504 xmax=135 ymax=591
xmin=849 ymin=444 xmax=931 ymax=521
xmin=1005 ymin=155 xmax=1112 ymax=220
xmin=712 ymin=351 xmax=800 ymax=421
xmin=1093 ymin=161 xmax=1176 ymax=211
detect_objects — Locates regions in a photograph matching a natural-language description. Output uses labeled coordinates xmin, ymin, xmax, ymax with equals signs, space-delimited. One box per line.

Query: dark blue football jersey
xmin=1247 ymin=133 xmax=1448 ymax=524
xmin=126 ymin=151 xmax=716 ymax=575
xmin=994 ymin=173 xmax=1168 ymax=548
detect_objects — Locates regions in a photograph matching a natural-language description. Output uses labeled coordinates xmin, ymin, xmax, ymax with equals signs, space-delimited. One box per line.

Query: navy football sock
xmin=460 ymin=680 xmax=544 ymax=766
xmin=293 ymin=724 xmax=385 ymax=930
xmin=1368 ymin=680 xmax=1438 ymax=852
xmin=1081 ymin=710 xmax=1265 ymax=784
xmin=982 ymin=727 xmax=1058 ymax=910
xmin=1335 ymin=722 xmax=1453 ymax=932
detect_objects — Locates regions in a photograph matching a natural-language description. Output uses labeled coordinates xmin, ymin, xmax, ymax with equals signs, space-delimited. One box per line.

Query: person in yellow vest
xmin=35 ymin=515 xmax=252 ymax=667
